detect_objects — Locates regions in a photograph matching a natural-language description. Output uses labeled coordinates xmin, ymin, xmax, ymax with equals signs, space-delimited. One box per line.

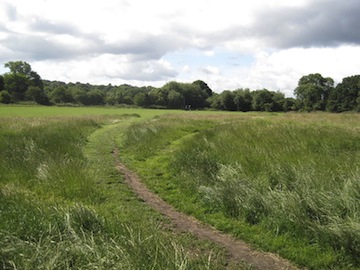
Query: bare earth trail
xmin=113 ymin=149 xmax=302 ymax=270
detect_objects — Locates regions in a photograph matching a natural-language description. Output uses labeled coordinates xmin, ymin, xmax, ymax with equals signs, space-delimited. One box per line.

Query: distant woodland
xmin=1 ymin=61 xmax=360 ymax=113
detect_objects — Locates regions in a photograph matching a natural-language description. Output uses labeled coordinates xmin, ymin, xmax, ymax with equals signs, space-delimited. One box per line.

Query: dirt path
xmin=113 ymin=149 xmax=301 ymax=270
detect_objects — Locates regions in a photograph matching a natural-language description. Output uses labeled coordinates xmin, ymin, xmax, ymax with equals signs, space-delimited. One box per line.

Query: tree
xmin=50 ymin=86 xmax=74 ymax=103
xmin=104 ymin=85 xmax=137 ymax=105
xmin=72 ymin=89 xmax=89 ymax=105
xmin=3 ymin=61 xmax=44 ymax=101
xmin=252 ymin=89 xmax=276 ymax=111
xmin=86 ymin=89 xmax=105 ymax=105
xmin=271 ymin=91 xmax=286 ymax=112
xmin=167 ymin=90 xmax=183 ymax=109
xmin=149 ymin=88 xmax=168 ymax=107
xmin=233 ymin=89 xmax=252 ymax=111
xmin=0 ymin=75 xmax=4 ymax=91
xmin=134 ymin=93 xmax=149 ymax=107
xmin=161 ymin=81 xmax=210 ymax=109
xmin=192 ymin=80 xmax=213 ymax=97
xmin=179 ymin=83 xmax=209 ymax=109
xmin=29 ymin=70 xmax=44 ymax=89
xmin=0 ymin=90 xmax=11 ymax=104
xmin=207 ymin=93 xmax=223 ymax=110
xmin=4 ymin=73 xmax=29 ymax=100
xmin=327 ymin=75 xmax=360 ymax=112
xmin=294 ymin=73 xmax=334 ymax=111
xmin=221 ymin=90 xmax=236 ymax=111
xmin=282 ymin=97 xmax=297 ymax=112
xmin=5 ymin=61 xmax=32 ymax=75
xmin=25 ymin=86 xmax=50 ymax=105
xmin=4 ymin=61 xmax=43 ymax=88
xmin=104 ymin=89 xmax=121 ymax=105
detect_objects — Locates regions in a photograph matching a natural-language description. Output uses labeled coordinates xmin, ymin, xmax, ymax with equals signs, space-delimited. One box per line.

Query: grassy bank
xmin=0 ymin=107 xmax=241 ymax=269
xmin=120 ymin=112 xmax=360 ymax=269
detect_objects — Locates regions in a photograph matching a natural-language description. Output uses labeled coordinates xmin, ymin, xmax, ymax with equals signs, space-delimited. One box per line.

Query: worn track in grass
xmin=113 ymin=148 xmax=301 ymax=270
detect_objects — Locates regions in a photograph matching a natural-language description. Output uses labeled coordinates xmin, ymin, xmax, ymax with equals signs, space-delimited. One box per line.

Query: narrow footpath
xmin=113 ymin=148 xmax=302 ymax=270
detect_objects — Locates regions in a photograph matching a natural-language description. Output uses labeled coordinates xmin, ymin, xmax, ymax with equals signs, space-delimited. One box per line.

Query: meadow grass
xmin=0 ymin=104 xmax=182 ymax=118
xmin=0 ymin=107 xmax=242 ymax=269
xmin=4 ymin=105 xmax=360 ymax=269
xmin=120 ymin=112 xmax=360 ymax=269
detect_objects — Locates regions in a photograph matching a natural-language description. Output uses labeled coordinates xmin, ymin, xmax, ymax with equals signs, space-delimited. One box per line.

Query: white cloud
xmin=230 ymin=45 xmax=360 ymax=96
xmin=169 ymin=45 xmax=360 ymax=96
xmin=1 ymin=0 xmax=360 ymax=95
xmin=200 ymin=66 xmax=220 ymax=75
xmin=33 ymin=54 xmax=177 ymax=85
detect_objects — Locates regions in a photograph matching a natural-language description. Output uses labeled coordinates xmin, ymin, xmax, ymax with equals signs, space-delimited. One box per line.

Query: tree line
xmin=1 ymin=61 xmax=360 ymax=113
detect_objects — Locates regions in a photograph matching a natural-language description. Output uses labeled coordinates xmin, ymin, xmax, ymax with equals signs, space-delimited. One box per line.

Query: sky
xmin=0 ymin=0 xmax=360 ymax=97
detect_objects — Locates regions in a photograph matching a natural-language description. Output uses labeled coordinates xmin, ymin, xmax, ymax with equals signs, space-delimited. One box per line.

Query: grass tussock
xmin=0 ymin=188 xmax=191 ymax=269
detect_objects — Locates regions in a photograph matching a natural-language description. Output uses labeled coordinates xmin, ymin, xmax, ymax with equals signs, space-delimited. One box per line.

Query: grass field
xmin=0 ymin=104 xmax=180 ymax=118
xmin=0 ymin=105 xmax=240 ymax=270
xmin=120 ymin=112 xmax=360 ymax=269
xmin=2 ymin=105 xmax=360 ymax=269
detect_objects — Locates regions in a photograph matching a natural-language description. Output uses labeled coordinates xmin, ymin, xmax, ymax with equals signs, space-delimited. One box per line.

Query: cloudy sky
xmin=1 ymin=0 xmax=359 ymax=96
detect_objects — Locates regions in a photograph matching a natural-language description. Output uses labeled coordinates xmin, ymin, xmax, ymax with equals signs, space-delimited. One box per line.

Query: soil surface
xmin=114 ymin=149 xmax=302 ymax=270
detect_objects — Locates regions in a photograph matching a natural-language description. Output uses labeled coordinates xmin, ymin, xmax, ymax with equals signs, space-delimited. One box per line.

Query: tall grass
xmin=170 ymin=117 xmax=360 ymax=267
xmin=120 ymin=113 xmax=360 ymax=269
xmin=0 ymin=187 xmax=191 ymax=269
xmin=0 ymin=117 xmax=101 ymax=202
xmin=0 ymin=114 xmax=227 ymax=269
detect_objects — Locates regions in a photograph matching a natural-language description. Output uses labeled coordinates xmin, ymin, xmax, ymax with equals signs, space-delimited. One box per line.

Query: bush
xmin=0 ymin=90 xmax=11 ymax=104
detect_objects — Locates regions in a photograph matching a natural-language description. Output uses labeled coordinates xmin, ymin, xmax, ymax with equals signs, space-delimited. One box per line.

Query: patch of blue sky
xmin=163 ymin=47 xmax=254 ymax=69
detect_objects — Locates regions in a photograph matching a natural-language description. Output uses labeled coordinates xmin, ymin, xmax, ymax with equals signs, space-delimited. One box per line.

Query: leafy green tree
xmin=192 ymin=80 xmax=213 ymax=97
xmin=294 ymin=73 xmax=334 ymax=111
xmin=220 ymin=90 xmax=237 ymax=111
xmin=3 ymin=73 xmax=29 ymax=100
xmin=282 ymin=97 xmax=297 ymax=112
xmin=167 ymin=90 xmax=183 ymax=109
xmin=0 ymin=75 xmax=4 ymax=90
xmin=149 ymin=88 xmax=168 ymax=107
xmin=29 ymin=70 xmax=44 ymax=89
xmin=4 ymin=61 xmax=43 ymax=88
xmin=134 ymin=93 xmax=148 ymax=107
xmin=327 ymin=75 xmax=360 ymax=112
xmin=271 ymin=91 xmax=286 ymax=111
xmin=252 ymin=89 xmax=277 ymax=111
xmin=161 ymin=81 xmax=210 ymax=109
xmin=0 ymin=90 xmax=11 ymax=104
xmin=161 ymin=81 xmax=182 ymax=107
xmin=3 ymin=61 xmax=44 ymax=101
xmin=50 ymin=86 xmax=74 ymax=103
xmin=86 ymin=89 xmax=105 ymax=105
xmin=104 ymin=89 xmax=120 ymax=105
xmin=207 ymin=93 xmax=223 ymax=110
xmin=233 ymin=89 xmax=252 ymax=111
xmin=163 ymin=81 xmax=182 ymax=93
xmin=25 ymin=86 xmax=50 ymax=105
xmin=104 ymin=85 xmax=137 ymax=105
xmin=5 ymin=61 xmax=32 ymax=75
xmin=180 ymin=83 xmax=209 ymax=109
xmin=72 ymin=89 xmax=89 ymax=105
